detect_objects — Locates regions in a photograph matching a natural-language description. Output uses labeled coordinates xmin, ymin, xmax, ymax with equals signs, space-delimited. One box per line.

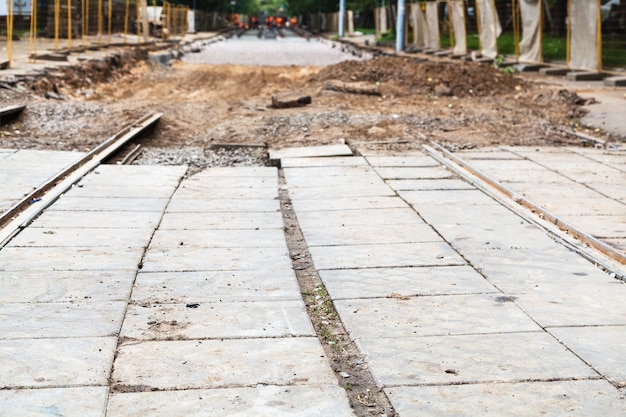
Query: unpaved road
xmin=0 ymin=32 xmax=619 ymax=170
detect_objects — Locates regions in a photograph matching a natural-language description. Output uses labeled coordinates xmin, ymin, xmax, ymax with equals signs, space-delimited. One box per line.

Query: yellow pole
xmin=513 ymin=0 xmax=519 ymax=59
xmin=82 ymin=0 xmax=86 ymax=47
xmin=136 ymin=0 xmax=140 ymax=43
xmin=124 ymin=0 xmax=129 ymax=42
xmin=98 ymin=0 xmax=102 ymax=46
xmin=566 ymin=0 xmax=570 ymax=65
xmin=54 ymin=0 xmax=60 ymax=51
xmin=108 ymin=0 xmax=113 ymax=45
xmin=68 ymin=0 xmax=72 ymax=50
xmin=475 ymin=0 xmax=483 ymax=52
xmin=596 ymin=0 xmax=602 ymax=71
xmin=7 ymin=0 xmax=14 ymax=66
xmin=29 ymin=0 xmax=37 ymax=60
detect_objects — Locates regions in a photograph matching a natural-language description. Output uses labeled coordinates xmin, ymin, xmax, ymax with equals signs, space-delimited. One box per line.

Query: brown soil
xmin=0 ymin=50 xmax=609 ymax=155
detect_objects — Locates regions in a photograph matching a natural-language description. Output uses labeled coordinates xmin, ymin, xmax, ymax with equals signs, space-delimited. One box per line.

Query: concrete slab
xmin=107 ymin=385 xmax=355 ymax=416
xmin=365 ymin=155 xmax=439 ymax=167
xmin=173 ymin=186 xmax=278 ymax=200
xmin=563 ymin=215 xmax=626 ymax=238
xmin=0 ymin=247 xmax=143 ymax=272
xmin=0 ymin=387 xmax=109 ymax=417
xmin=336 ymin=294 xmax=540 ymax=339
xmin=290 ymin=196 xmax=407 ymax=212
xmin=0 ymin=301 xmax=126 ymax=339
xmin=78 ymin=165 xmax=186 ymax=187
xmin=48 ymin=196 xmax=171 ymax=212
xmin=121 ymin=300 xmax=314 ymax=340
xmin=284 ymin=171 xmax=382 ymax=187
xmin=281 ymin=156 xmax=367 ymax=167
xmin=149 ymin=228 xmax=289 ymax=249
xmin=30 ymin=210 xmax=163 ymax=229
xmin=0 ymin=337 xmax=117 ymax=387
xmin=566 ymin=71 xmax=604 ymax=81
xmin=7 ymin=227 xmax=152 ymax=248
xmin=401 ymin=189 xmax=498 ymax=206
xmin=386 ymin=178 xmax=474 ymax=191
xmin=549 ymin=326 xmax=626 ymax=385
xmin=166 ymin=197 xmax=280 ymax=213
xmin=356 ymin=332 xmax=597 ymax=386
xmin=65 ymin=185 xmax=178 ymax=199
xmin=373 ymin=166 xmax=455 ymax=180
xmin=131 ymin=270 xmax=302 ymax=304
xmin=493 ymin=277 xmax=626 ymax=327
xmin=0 ymin=270 xmax=136 ymax=303
xmin=604 ymin=76 xmax=626 ymax=87
xmin=309 ymin=242 xmax=465 ymax=270
xmin=181 ymin=176 xmax=278 ymax=189
xmin=296 ymin=207 xmax=421 ymax=228
xmin=112 ymin=338 xmax=337 ymax=390
xmin=286 ymin=183 xmax=394 ymax=199
xmin=320 ymin=266 xmax=498 ymax=299
xmin=283 ymin=165 xmax=376 ymax=179
xmin=157 ymin=212 xmax=284 ymax=230
xmin=141 ymin=247 xmax=293 ymax=272
xmin=539 ymin=67 xmax=570 ymax=76
xmin=191 ymin=167 xmax=277 ymax=178
xmin=269 ymin=144 xmax=353 ymax=162
xmin=385 ymin=380 xmax=626 ymax=416
xmin=302 ymin=222 xmax=442 ymax=246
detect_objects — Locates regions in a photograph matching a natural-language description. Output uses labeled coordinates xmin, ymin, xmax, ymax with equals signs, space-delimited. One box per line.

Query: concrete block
xmin=0 ymin=337 xmax=117 ymax=387
xmin=0 ymin=270 xmax=135 ymax=303
xmin=301 ymin=222 xmax=442 ymax=246
xmin=566 ymin=71 xmax=604 ymax=81
xmin=0 ymin=302 xmax=126 ymax=339
xmin=309 ymin=242 xmax=465 ymax=270
xmin=112 ymin=338 xmax=337 ymax=390
xmin=107 ymin=385 xmax=355 ymax=416
xmin=121 ymin=300 xmax=314 ymax=340
xmin=539 ymin=67 xmax=570 ymax=76
xmin=0 ymin=387 xmax=109 ymax=417
xmin=357 ymin=332 xmax=597 ymax=386
xmin=290 ymin=196 xmax=406 ymax=212
xmin=604 ymin=76 xmax=626 ymax=87
xmin=269 ymin=144 xmax=352 ymax=165
xmin=296 ymin=207 xmax=420 ymax=228
xmin=549 ymin=326 xmax=626 ymax=385
xmin=336 ymin=294 xmax=540 ymax=339
xmin=132 ymin=269 xmax=302 ymax=304
xmin=385 ymin=380 xmax=626 ymax=416
xmin=320 ymin=265 xmax=497 ymax=299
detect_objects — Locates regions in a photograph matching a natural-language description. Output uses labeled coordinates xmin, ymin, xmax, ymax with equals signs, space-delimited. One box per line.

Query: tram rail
xmin=0 ymin=112 xmax=161 ymax=247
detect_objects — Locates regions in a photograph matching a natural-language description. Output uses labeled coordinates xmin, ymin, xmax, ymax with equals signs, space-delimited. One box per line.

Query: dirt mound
xmin=312 ymin=56 xmax=526 ymax=98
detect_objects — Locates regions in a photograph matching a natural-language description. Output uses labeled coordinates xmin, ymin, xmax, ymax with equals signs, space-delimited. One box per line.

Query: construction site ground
xmin=0 ymin=30 xmax=625 ymax=416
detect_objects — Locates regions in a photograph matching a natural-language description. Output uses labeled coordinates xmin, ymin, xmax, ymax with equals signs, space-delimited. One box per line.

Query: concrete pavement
xmin=0 ymin=145 xmax=625 ymax=415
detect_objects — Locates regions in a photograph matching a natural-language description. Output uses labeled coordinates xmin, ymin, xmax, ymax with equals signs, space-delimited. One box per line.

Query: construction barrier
xmin=568 ymin=0 xmax=601 ymax=71
xmin=445 ymin=0 xmax=466 ymax=55
xmin=475 ymin=0 xmax=501 ymax=58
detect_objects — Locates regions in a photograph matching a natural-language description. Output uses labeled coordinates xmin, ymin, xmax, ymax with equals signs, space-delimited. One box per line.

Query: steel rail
xmin=0 ymin=104 xmax=26 ymax=127
xmin=423 ymin=142 xmax=625 ymax=278
xmin=0 ymin=112 xmax=161 ymax=247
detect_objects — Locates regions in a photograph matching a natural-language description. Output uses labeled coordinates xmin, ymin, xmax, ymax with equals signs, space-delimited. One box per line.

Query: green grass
xmin=355 ymin=27 xmax=375 ymax=35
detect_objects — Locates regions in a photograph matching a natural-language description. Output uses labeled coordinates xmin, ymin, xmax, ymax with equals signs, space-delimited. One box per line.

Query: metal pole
xmin=338 ymin=0 xmax=345 ymax=37
xmin=396 ymin=0 xmax=405 ymax=51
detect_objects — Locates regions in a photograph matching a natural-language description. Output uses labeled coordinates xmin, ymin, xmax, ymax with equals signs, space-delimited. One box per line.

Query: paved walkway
xmin=1 ymin=145 xmax=625 ymax=415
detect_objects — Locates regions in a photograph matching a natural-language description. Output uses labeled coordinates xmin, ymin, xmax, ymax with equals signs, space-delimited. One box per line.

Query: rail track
xmin=0 ymin=112 xmax=161 ymax=247
xmin=424 ymin=142 xmax=626 ymax=280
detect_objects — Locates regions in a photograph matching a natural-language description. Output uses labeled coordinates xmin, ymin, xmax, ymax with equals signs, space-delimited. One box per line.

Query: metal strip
xmin=423 ymin=142 xmax=625 ymax=275
xmin=0 ymin=112 xmax=161 ymax=247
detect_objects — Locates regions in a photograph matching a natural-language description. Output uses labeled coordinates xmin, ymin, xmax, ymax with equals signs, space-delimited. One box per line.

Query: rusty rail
xmin=0 ymin=112 xmax=161 ymax=247
xmin=423 ymin=142 xmax=625 ymax=279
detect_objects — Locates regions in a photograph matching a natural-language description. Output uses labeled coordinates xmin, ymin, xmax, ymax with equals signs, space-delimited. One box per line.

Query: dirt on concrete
xmin=1 ymin=49 xmax=617 ymax=163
